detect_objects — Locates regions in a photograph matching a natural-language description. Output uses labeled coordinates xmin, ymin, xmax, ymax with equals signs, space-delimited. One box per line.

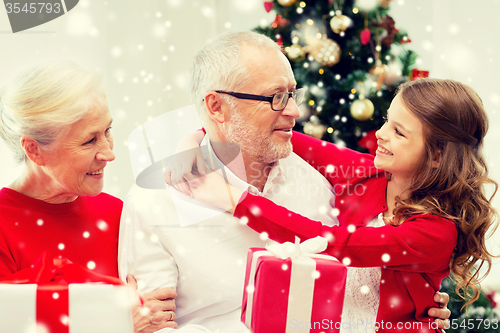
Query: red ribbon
xmin=0 ymin=252 xmax=124 ymax=333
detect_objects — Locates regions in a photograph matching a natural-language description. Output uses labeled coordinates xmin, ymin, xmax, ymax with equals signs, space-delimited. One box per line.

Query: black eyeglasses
xmin=214 ymin=88 xmax=305 ymax=111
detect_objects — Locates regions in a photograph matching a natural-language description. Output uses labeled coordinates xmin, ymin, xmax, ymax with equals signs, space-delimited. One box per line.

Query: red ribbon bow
xmin=0 ymin=252 xmax=124 ymax=333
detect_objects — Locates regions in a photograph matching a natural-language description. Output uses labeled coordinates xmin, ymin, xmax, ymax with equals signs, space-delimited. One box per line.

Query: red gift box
xmin=410 ymin=69 xmax=429 ymax=81
xmin=0 ymin=252 xmax=133 ymax=333
xmin=241 ymin=237 xmax=347 ymax=333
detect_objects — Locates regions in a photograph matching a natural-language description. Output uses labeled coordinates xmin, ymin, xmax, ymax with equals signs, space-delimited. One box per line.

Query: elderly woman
xmin=0 ymin=61 xmax=176 ymax=333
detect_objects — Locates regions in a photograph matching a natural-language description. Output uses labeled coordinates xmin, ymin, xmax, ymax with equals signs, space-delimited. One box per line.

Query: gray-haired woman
xmin=0 ymin=61 xmax=177 ymax=332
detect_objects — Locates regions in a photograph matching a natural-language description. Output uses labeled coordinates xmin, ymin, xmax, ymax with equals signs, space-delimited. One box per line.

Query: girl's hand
xmin=164 ymin=130 xmax=207 ymax=197
xmin=187 ymin=171 xmax=245 ymax=213
xmin=428 ymin=291 xmax=451 ymax=330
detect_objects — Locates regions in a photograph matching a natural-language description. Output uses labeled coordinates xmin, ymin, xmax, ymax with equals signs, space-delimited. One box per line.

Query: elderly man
xmin=118 ymin=31 xmax=449 ymax=332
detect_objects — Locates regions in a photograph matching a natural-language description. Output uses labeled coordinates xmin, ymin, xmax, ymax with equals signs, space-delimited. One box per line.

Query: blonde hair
xmin=0 ymin=60 xmax=106 ymax=164
xmin=392 ymin=78 xmax=498 ymax=309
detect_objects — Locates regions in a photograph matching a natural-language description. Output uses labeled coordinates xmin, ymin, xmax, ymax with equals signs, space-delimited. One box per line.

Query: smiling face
xmin=374 ymin=93 xmax=426 ymax=182
xmin=223 ymin=45 xmax=300 ymax=164
xmin=40 ymin=104 xmax=115 ymax=201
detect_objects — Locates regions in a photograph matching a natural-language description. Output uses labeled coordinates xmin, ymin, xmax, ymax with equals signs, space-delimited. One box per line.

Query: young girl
xmin=167 ymin=78 xmax=498 ymax=332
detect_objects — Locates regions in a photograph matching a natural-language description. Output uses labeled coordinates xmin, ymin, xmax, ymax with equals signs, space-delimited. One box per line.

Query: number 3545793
xmin=450 ymin=318 xmax=498 ymax=330
xmin=5 ymin=3 xmax=61 ymax=14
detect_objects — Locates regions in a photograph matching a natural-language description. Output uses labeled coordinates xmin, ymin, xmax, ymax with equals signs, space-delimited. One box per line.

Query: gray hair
xmin=0 ymin=61 xmax=106 ymax=164
xmin=188 ymin=31 xmax=282 ymax=128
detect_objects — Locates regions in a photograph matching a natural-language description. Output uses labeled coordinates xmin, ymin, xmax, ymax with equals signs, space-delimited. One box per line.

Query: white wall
xmin=1 ymin=0 xmax=499 ymax=289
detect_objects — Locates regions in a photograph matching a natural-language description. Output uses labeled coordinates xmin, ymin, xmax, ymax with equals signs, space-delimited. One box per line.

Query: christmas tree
xmin=440 ymin=276 xmax=499 ymax=333
xmin=254 ymin=0 xmax=423 ymax=153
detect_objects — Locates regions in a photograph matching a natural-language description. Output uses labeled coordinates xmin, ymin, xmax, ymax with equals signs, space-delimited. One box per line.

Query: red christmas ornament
xmin=486 ymin=291 xmax=498 ymax=308
xmin=360 ymin=28 xmax=371 ymax=45
xmin=276 ymin=35 xmax=283 ymax=48
xmin=264 ymin=1 xmax=274 ymax=13
xmin=358 ymin=129 xmax=378 ymax=155
xmin=409 ymin=69 xmax=429 ymax=81
xmin=271 ymin=15 xmax=289 ymax=29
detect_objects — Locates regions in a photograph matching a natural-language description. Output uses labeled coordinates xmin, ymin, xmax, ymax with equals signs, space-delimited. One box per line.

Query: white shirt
xmin=118 ymin=138 xmax=338 ymax=333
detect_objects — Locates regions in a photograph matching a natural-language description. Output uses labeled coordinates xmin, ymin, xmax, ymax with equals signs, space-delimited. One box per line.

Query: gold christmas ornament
xmin=277 ymin=0 xmax=298 ymax=6
xmin=303 ymin=115 xmax=327 ymax=139
xmin=369 ymin=62 xmax=388 ymax=91
xmin=330 ymin=14 xmax=352 ymax=34
xmin=304 ymin=37 xmax=342 ymax=67
xmin=285 ymin=44 xmax=305 ymax=61
xmin=350 ymin=98 xmax=375 ymax=121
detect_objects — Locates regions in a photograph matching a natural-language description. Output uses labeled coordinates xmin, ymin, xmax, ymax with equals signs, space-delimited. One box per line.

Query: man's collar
xmin=203 ymin=136 xmax=287 ymax=195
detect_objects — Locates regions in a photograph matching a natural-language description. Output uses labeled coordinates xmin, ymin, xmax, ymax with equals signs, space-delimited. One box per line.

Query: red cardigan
xmin=234 ymin=131 xmax=457 ymax=332
xmin=0 ymin=188 xmax=123 ymax=278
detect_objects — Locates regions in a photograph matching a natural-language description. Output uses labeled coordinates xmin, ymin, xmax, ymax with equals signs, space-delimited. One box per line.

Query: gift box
xmin=241 ymin=237 xmax=347 ymax=333
xmin=0 ymin=252 xmax=134 ymax=333
xmin=410 ymin=69 xmax=430 ymax=81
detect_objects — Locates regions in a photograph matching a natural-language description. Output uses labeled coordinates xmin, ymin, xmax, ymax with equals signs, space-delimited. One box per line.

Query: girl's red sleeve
xmin=291 ymin=131 xmax=377 ymax=185
xmin=235 ymin=193 xmax=456 ymax=274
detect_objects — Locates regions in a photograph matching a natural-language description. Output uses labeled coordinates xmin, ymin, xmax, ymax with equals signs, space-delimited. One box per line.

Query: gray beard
xmin=224 ymin=109 xmax=292 ymax=164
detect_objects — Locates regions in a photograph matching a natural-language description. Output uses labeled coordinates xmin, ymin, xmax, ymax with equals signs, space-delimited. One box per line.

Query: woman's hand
xmin=126 ymin=274 xmax=178 ymax=333
xmin=164 ymin=130 xmax=207 ymax=198
xmin=188 ymin=171 xmax=245 ymax=213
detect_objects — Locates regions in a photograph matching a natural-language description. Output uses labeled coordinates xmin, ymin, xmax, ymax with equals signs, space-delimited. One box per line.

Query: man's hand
xmin=127 ymin=274 xmax=178 ymax=333
xmin=428 ymin=291 xmax=451 ymax=330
